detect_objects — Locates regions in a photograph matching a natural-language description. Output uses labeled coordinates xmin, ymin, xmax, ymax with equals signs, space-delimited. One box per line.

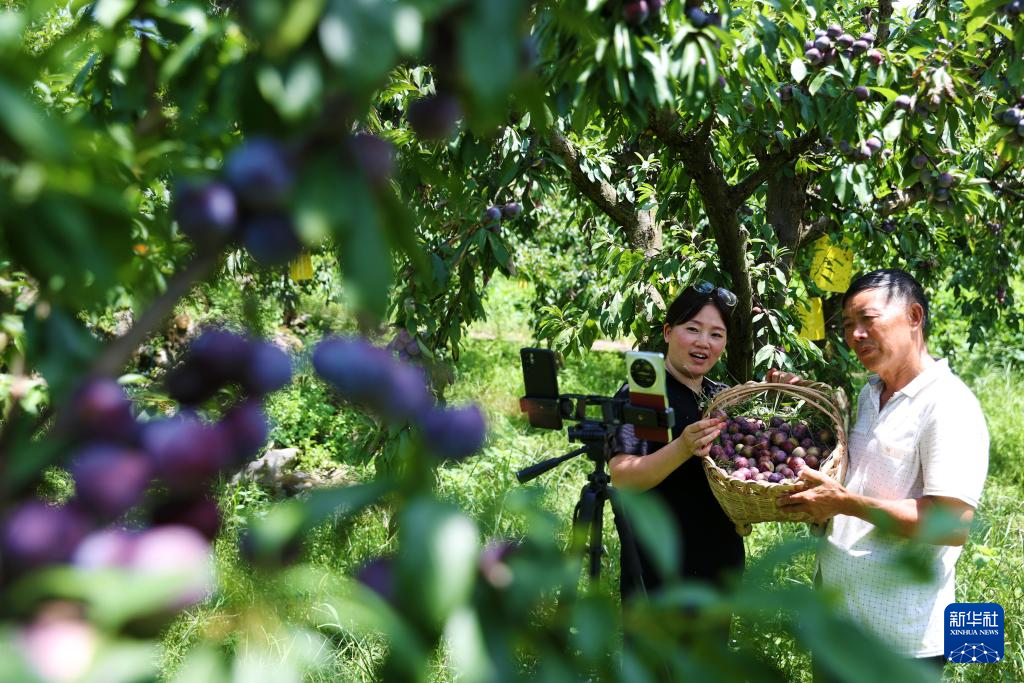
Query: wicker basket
xmin=701 ymin=381 xmax=850 ymax=536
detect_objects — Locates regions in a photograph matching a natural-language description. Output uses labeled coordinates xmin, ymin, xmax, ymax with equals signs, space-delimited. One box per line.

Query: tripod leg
xmin=607 ymin=485 xmax=647 ymax=596
xmin=573 ymin=485 xmax=597 ymax=558
xmin=587 ymin=488 xmax=606 ymax=580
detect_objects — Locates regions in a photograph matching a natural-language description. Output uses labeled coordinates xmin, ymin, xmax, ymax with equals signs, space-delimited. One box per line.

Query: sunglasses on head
xmin=693 ymin=280 xmax=738 ymax=309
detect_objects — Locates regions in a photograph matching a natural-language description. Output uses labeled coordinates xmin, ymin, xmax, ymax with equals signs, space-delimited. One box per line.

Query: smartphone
xmin=520 ymin=348 xmax=563 ymax=429
xmin=626 ymin=351 xmax=671 ymax=443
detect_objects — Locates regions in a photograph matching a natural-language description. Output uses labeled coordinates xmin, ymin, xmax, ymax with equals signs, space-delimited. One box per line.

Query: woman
xmin=610 ymin=281 xmax=739 ymax=599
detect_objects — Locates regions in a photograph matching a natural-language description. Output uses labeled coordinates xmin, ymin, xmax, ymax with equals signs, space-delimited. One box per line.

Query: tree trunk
xmin=680 ymin=143 xmax=754 ymax=382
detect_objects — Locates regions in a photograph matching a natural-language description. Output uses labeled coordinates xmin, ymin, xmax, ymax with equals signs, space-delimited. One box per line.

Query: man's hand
xmin=766 ymin=368 xmax=803 ymax=384
xmin=776 ymin=468 xmax=848 ymax=524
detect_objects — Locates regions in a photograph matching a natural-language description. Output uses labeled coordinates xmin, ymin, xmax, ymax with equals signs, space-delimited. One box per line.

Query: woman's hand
xmin=678 ymin=417 xmax=725 ymax=459
xmin=765 ymin=367 xmax=803 ymax=384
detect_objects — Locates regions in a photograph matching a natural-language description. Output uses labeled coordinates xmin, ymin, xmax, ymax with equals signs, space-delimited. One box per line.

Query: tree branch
xmin=0 ymin=251 xmax=220 ymax=491
xmin=546 ymin=129 xmax=660 ymax=255
xmin=730 ymin=132 xmax=819 ymax=204
xmin=877 ymin=0 xmax=894 ymax=43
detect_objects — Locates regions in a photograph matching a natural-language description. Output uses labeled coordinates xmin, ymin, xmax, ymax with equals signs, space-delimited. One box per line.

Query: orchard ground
xmin=157 ymin=274 xmax=1023 ymax=682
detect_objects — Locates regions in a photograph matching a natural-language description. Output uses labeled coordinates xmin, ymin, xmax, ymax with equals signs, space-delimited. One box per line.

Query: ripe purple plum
xmin=827 ymin=24 xmax=842 ymax=38
xmin=768 ymin=472 xmax=784 ymax=483
xmin=71 ymin=445 xmax=152 ymax=521
xmin=69 ymin=379 xmax=137 ymax=445
xmin=814 ymin=36 xmax=832 ymax=51
xmin=219 ymin=399 xmax=269 ymax=465
xmin=381 ymin=362 xmax=434 ymax=422
xmin=806 ymin=446 xmax=821 ymax=459
xmin=314 ymin=336 xmax=395 ymax=407
xmin=685 ymin=7 xmax=708 ymax=27
xmin=911 ymin=154 xmax=929 ymax=170
xmin=758 ymin=459 xmax=775 ymax=473
xmin=224 ymin=138 xmax=294 ymax=210
xmin=791 ymin=446 xmax=807 ymax=459
xmin=787 ymin=455 xmax=807 ymax=471
xmin=241 ymin=341 xmax=292 ymax=396
xmin=190 ymin=329 xmax=251 ymax=383
xmin=241 ymin=213 xmax=302 ymax=267
xmin=733 ymin=456 xmax=749 ymax=469
xmin=866 ymin=49 xmax=884 ymax=66
xmin=142 ymin=415 xmax=233 ymax=490
xmin=770 ymin=431 xmax=787 ymax=447
xmin=805 ymin=454 xmax=820 ymax=469
xmin=709 ymin=444 xmax=725 ymax=459
xmin=418 ymin=404 xmax=487 ymax=461
xmin=804 ymin=47 xmax=823 ymax=64
xmin=1 ymin=502 xmax=90 ymax=572
xmin=837 ymin=34 xmax=854 ymax=49
xmin=731 ymin=468 xmax=750 ymax=480
xmin=356 ymin=556 xmax=396 ymax=603
xmin=769 ymin=416 xmax=785 ymax=428
xmin=742 ymin=434 xmax=756 ymax=446
xmin=817 ymin=428 xmax=835 ymax=446
xmin=851 ymin=40 xmax=869 ymax=54
xmin=780 ymin=439 xmax=795 ymax=454
xmin=173 ymin=181 xmax=238 ymax=250
xmin=754 ymin=472 xmax=769 ymax=481
xmin=17 ymin=612 xmax=98 ymax=683
xmin=151 ymin=494 xmax=222 ymax=541
xmin=800 ymin=437 xmax=814 ymax=449
xmin=407 ymin=94 xmax=462 ymax=141
xmin=860 ymin=32 xmax=876 ymax=45
xmin=772 ymin=449 xmax=787 ymax=465
xmin=777 ymin=466 xmax=795 ymax=479
xmin=484 ymin=206 xmax=502 ymax=225
xmin=73 ymin=528 xmax=135 ymax=568
xmin=502 ymin=202 xmax=522 ymax=219
xmin=164 ymin=361 xmax=219 ymax=406
xmin=936 ymin=172 xmax=955 ymax=189
xmin=624 ymin=1 xmax=649 ymax=25
xmin=349 ymin=133 xmax=395 ymax=188
xmin=895 ymin=95 xmax=912 ymax=110
xmin=128 ymin=525 xmax=213 ymax=610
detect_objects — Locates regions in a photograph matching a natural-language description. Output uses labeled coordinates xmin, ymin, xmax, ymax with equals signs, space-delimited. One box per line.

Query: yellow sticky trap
xmin=810 ymin=236 xmax=854 ymax=293
xmin=289 ymin=252 xmax=313 ymax=281
xmin=797 ymin=297 xmax=825 ymax=340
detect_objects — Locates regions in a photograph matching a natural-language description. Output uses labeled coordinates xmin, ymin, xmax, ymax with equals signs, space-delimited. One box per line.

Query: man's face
xmin=841 ymin=287 xmax=922 ymax=375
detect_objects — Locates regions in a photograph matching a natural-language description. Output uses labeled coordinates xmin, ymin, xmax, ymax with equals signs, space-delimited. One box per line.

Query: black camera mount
xmin=516 ymin=393 xmax=674 ymax=588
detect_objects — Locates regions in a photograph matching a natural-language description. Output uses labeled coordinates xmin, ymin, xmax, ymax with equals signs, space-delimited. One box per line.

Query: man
xmin=775 ymin=269 xmax=989 ymax=677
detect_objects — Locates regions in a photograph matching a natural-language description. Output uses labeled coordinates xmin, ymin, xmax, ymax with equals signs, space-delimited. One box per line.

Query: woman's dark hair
xmin=664 ymin=285 xmax=733 ymax=335
xmin=842 ymin=268 xmax=930 ymax=338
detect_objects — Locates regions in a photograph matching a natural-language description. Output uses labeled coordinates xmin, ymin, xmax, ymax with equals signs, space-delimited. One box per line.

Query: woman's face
xmin=663 ymin=303 xmax=728 ymax=381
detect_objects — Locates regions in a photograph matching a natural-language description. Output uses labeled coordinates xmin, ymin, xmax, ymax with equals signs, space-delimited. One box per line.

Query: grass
xmin=158 ymin=275 xmax=1024 ymax=681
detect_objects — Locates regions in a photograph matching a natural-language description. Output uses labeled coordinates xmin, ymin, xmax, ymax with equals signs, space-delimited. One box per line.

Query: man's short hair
xmin=842 ymin=268 xmax=930 ymax=338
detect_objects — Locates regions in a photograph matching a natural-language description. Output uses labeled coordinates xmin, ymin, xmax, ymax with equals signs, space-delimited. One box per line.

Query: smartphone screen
xmin=625 ymin=351 xmax=670 ymax=443
xmin=520 ymin=348 xmax=563 ymax=429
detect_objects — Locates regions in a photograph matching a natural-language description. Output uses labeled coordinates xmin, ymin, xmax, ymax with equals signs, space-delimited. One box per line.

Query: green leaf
xmin=397 ymin=498 xmax=480 ymax=630
xmin=270 ymin=0 xmax=327 ymax=55
xmin=0 ymin=78 xmax=67 ymax=160
xmin=791 ymin=58 xmax=807 ymax=84
xmin=618 ymin=490 xmax=679 ymax=580
xmin=808 ymin=69 xmax=829 ymax=96
xmin=92 ymin=0 xmax=134 ymax=28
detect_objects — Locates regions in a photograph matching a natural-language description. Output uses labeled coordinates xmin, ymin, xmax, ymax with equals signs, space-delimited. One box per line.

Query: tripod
xmin=516 ymin=419 xmax=645 ymax=592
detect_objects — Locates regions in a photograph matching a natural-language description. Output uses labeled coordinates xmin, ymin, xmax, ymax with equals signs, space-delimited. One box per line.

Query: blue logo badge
xmin=944 ymin=602 xmax=1004 ymax=663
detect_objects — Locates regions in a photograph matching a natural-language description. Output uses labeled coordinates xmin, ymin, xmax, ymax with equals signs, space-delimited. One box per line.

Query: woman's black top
xmin=614 ymin=372 xmax=744 ymax=597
